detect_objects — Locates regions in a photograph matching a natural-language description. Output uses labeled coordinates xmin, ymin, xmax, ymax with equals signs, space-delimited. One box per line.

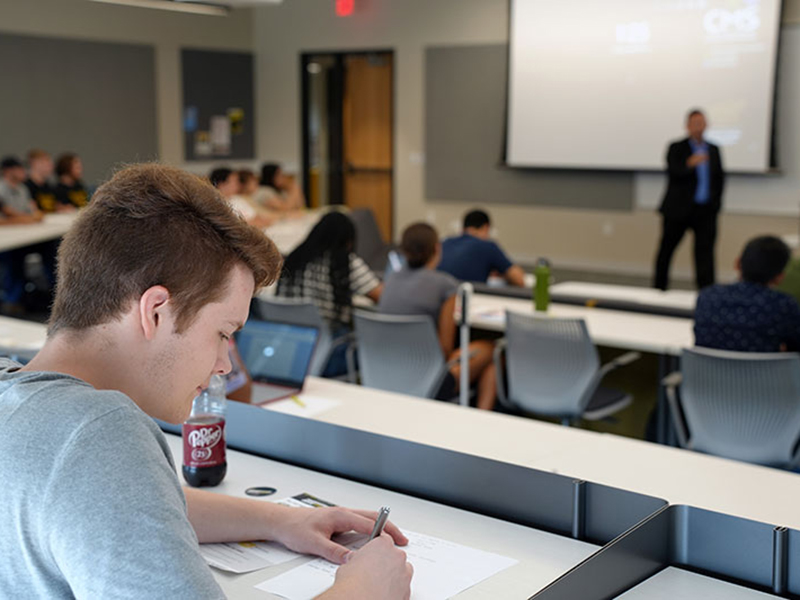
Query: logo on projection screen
xmin=703 ymin=3 xmax=760 ymax=36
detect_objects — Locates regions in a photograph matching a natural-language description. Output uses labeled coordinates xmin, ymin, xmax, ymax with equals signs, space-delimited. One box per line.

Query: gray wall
xmin=0 ymin=33 xmax=157 ymax=185
xmin=425 ymin=45 xmax=633 ymax=211
xmin=0 ymin=0 xmax=254 ymax=174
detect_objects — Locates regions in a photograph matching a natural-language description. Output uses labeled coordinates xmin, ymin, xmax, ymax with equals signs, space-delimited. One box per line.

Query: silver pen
xmin=368 ymin=506 xmax=391 ymax=542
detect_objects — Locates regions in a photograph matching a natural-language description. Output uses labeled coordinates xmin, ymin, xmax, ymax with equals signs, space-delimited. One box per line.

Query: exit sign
xmin=336 ymin=0 xmax=354 ymax=17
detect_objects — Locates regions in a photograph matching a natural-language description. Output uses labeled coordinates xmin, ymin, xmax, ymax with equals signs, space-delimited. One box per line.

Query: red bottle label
xmin=182 ymin=419 xmax=226 ymax=469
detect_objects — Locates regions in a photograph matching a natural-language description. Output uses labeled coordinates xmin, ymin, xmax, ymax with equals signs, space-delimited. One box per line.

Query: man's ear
xmin=139 ymin=286 xmax=172 ymax=341
xmin=771 ymin=272 xmax=786 ymax=287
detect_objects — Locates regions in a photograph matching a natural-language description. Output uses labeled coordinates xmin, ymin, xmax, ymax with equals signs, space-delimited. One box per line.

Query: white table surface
xmin=259 ymin=377 xmax=604 ymax=469
xmin=550 ymin=282 xmax=697 ymax=312
xmin=615 ymin=567 xmax=780 ymax=599
xmin=519 ymin=430 xmax=800 ymax=531
xmin=0 ymin=316 xmax=47 ymax=352
xmin=263 ymin=211 xmax=323 ymax=256
xmin=163 ymin=434 xmax=599 ymax=599
xmin=0 ymin=212 xmax=78 ymax=252
xmin=269 ymin=377 xmax=800 ymax=531
xmin=468 ymin=293 xmax=695 ymax=356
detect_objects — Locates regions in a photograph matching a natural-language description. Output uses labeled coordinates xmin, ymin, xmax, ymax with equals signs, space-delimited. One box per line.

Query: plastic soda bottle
xmin=182 ymin=375 xmax=227 ymax=487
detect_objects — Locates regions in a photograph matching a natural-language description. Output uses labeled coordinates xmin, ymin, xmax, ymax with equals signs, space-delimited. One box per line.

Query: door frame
xmin=300 ymin=48 xmax=395 ymax=241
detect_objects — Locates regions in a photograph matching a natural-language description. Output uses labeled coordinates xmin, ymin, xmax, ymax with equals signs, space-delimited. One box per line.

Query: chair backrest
xmin=504 ymin=311 xmax=601 ymax=418
xmin=353 ymin=310 xmax=446 ymax=398
xmin=680 ymin=347 xmax=800 ymax=467
xmin=252 ymin=296 xmax=331 ymax=377
xmin=350 ymin=208 xmax=389 ymax=272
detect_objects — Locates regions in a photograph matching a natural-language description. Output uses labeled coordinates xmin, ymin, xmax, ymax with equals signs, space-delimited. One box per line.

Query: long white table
xmin=0 ymin=212 xmax=78 ymax=252
xmin=0 ymin=315 xmax=47 ymax=356
xmin=260 ymin=377 xmax=800 ymax=531
xmin=549 ymin=281 xmax=697 ymax=314
xmin=163 ymin=434 xmax=599 ymax=599
xmin=469 ymin=292 xmax=694 ymax=356
xmin=263 ymin=211 xmax=323 ymax=256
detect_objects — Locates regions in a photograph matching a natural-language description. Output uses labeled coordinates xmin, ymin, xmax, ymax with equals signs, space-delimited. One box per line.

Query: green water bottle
xmin=534 ymin=258 xmax=551 ymax=312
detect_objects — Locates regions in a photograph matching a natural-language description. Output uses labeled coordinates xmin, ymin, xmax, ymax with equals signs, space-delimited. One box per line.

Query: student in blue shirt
xmin=694 ymin=236 xmax=800 ymax=353
xmin=438 ymin=210 xmax=525 ymax=286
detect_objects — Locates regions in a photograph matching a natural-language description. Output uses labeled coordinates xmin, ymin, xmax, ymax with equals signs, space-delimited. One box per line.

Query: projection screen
xmin=506 ymin=0 xmax=784 ymax=173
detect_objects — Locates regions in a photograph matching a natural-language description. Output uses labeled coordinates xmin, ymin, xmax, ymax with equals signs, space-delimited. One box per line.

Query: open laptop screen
xmin=235 ymin=321 xmax=319 ymax=388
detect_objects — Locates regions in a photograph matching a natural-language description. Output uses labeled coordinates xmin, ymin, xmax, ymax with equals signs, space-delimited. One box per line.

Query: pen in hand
xmin=368 ymin=506 xmax=391 ymax=542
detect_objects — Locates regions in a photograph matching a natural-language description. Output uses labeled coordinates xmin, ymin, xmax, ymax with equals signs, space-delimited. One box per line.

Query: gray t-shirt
xmin=379 ymin=267 xmax=459 ymax=325
xmin=0 ymin=179 xmax=33 ymax=214
xmin=0 ymin=359 xmax=223 ymax=599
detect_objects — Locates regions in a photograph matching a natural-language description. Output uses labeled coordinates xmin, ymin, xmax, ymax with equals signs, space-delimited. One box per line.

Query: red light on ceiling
xmin=336 ymin=0 xmax=354 ymax=17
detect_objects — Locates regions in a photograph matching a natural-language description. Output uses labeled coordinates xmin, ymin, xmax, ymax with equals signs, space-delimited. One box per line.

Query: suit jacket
xmin=659 ymin=138 xmax=725 ymax=220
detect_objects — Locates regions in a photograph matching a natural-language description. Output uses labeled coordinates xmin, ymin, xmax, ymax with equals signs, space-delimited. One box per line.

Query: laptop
xmin=235 ymin=320 xmax=320 ymax=404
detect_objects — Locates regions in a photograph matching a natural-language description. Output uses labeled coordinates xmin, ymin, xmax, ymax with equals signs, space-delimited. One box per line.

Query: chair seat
xmin=582 ymin=386 xmax=632 ymax=421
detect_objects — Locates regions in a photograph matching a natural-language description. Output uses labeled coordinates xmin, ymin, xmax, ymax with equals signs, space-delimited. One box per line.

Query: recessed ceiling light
xmin=89 ymin=0 xmax=229 ymax=17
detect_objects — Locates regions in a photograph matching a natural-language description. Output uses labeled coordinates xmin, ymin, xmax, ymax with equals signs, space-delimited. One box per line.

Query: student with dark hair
xmin=209 ymin=167 xmax=274 ymax=228
xmin=54 ymin=152 xmax=89 ymax=208
xmin=380 ymin=222 xmax=497 ymax=410
xmin=208 ymin=167 xmax=237 ymax=193
xmin=238 ymin=168 xmax=260 ymax=198
xmin=438 ymin=209 xmax=525 ymax=286
xmin=277 ymin=211 xmax=382 ymax=375
xmin=256 ymin=162 xmax=305 ymax=212
xmin=694 ymin=235 xmax=800 ymax=352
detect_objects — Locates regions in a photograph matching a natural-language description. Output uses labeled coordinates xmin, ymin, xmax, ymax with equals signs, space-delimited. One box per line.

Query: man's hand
xmin=317 ymin=536 xmax=413 ymax=600
xmin=687 ymin=152 xmax=708 ymax=168
xmin=270 ymin=506 xmax=408 ymax=564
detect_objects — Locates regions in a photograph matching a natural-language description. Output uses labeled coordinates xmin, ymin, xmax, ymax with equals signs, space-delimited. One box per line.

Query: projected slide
xmin=506 ymin=0 xmax=783 ymax=172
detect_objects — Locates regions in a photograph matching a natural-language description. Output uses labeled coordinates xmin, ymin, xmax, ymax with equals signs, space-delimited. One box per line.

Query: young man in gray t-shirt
xmin=0 ymin=165 xmax=412 ymax=599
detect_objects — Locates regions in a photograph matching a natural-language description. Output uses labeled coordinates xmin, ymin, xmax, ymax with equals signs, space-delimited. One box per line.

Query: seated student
xmin=0 ymin=164 xmax=412 ymax=599
xmin=238 ymin=168 xmax=260 ymax=200
xmin=438 ymin=209 xmax=525 ymax=286
xmin=694 ymin=235 xmax=800 ymax=352
xmin=25 ymin=149 xmax=68 ymax=213
xmin=277 ymin=211 xmax=382 ymax=376
xmin=380 ymin=223 xmax=498 ymax=410
xmin=0 ymin=156 xmax=48 ymax=315
xmin=0 ymin=156 xmax=43 ymax=223
xmin=257 ymin=162 xmax=306 ymax=212
xmin=210 ymin=167 xmax=274 ymax=228
xmin=54 ymin=152 xmax=89 ymax=208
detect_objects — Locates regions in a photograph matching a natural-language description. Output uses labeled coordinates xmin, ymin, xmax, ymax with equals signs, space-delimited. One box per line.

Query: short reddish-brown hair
xmin=27 ymin=149 xmax=50 ymax=163
xmin=49 ymin=163 xmax=281 ymax=335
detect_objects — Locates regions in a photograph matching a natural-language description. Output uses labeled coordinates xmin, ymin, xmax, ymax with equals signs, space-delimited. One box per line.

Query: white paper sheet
xmin=263 ymin=395 xmax=341 ymax=418
xmin=199 ymin=494 xmax=336 ymax=573
xmin=472 ymin=309 xmax=506 ymax=324
xmin=256 ymin=530 xmax=518 ymax=600
xmin=199 ymin=541 xmax=300 ymax=574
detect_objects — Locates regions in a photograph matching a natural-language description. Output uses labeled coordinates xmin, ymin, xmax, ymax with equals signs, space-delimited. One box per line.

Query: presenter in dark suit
xmin=653 ymin=109 xmax=725 ymax=290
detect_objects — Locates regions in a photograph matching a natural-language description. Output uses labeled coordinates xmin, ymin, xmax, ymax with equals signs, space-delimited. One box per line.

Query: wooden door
xmin=342 ymin=53 xmax=393 ymax=242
